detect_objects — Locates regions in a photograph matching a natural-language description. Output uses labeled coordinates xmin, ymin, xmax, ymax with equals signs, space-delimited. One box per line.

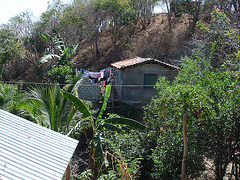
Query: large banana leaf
xmin=60 ymin=78 xmax=83 ymax=120
xmin=67 ymin=118 xmax=90 ymax=137
xmin=52 ymin=29 xmax=65 ymax=54
xmin=41 ymin=32 xmax=53 ymax=41
xmin=66 ymin=44 xmax=79 ymax=56
xmin=102 ymin=123 xmax=123 ymax=133
xmin=38 ymin=54 xmax=60 ymax=64
xmin=93 ymin=133 xmax=104 ymax=165
xmin=62 ymin=91 xmax=91 ymax=119
xmin=96 ymin=84 xmax=111 ymax=123
xmin=104 ymin=117 xmax=145 ymax=130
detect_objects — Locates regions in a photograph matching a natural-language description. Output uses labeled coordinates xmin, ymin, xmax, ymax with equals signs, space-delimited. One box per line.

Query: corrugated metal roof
xmin=0 ymin=109 xmax=79 ymax=180
xmin=110 ymin=56 xmax=181 ymax=70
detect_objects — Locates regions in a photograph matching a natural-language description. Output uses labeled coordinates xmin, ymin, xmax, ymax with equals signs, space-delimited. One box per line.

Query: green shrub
xmin=47 ymin=65 xmax=74 ymax=84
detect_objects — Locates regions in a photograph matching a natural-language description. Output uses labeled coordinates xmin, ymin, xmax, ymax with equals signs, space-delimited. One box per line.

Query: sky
xmin=0 ymin=0 xmax=72 ymax=25
xmin=0 ymin=0 xmax=166 ymax=25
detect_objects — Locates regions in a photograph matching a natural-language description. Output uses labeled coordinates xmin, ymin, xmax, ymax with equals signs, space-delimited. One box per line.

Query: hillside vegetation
xmin=0 ymin=0 xmax=206 ymax=82
xmin=73 ymin=13 xmax=193 ymax=71
xmin=0 ymin=0 xmax=239 ymax=179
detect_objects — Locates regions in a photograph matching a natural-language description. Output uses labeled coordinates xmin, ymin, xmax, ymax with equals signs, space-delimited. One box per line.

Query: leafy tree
xmin=131 ymin=0 xmax=158 ymax=29
xmin=0 ymin=26 xmax=25 ymax=79
xmin=197 ymin=8 xmax=240 ymax=68
xmin=144 ymin=77 xmax=209 ymax=179
xmin=58 ymin=4 xmax=85 ymax=45
xmin=169 ymin=0 xmax=201 ymax=34
xmin=75 ymin=0 xmax=107 ymax=59
xmin=96 ymin=0 xmax=136 ymax=45
xmin=8 ymin=11 xmax=34 ymax=39
xmin=38 ymin=0 xmax=64 ymax=33
xmin=144 ymin=8 xmax=240 ymax=179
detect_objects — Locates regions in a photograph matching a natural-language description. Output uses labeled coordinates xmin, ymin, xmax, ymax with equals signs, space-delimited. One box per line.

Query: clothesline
xmin=76 ymin=67 xmax=111 ymax=86
xmin=76 ymin=67 xmax=111 ymax=79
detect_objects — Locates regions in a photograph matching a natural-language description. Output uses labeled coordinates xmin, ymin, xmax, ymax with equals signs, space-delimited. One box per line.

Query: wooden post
xmin=66 ymin=163 xmax=70 ymax=180
xmin=181 ymin=112 xmax=187 ymax=180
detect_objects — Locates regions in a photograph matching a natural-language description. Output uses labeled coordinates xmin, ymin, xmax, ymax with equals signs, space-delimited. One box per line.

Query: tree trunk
xmin=165 ymin=0 xmax=172 ymax=32
xmin=181 ymin=112 xmax=187 ymax=180
xmin=190 ymin=1 xmax=200 ymax=35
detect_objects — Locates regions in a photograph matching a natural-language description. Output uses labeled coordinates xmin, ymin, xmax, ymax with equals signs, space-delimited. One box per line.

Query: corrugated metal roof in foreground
xmin=0 ymin=109 xmax=79 ymax=180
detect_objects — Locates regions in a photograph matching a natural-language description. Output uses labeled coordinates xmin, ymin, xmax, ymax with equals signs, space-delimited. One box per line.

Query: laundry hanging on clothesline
xmin=77 ymin=67 xmax=111 ymax=81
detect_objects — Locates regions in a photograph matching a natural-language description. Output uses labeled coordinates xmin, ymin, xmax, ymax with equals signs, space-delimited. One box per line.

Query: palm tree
xmin=18 ymin=80 xmax=83 ymax=133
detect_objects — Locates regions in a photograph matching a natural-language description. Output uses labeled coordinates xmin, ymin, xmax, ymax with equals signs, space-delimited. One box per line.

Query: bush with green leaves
xmin=102 ymin=129 xmax=145 ymax=178
xmin=144 ymin=77 xmax=208 ymax=179
xmin=196 ymin=9 xmax=240 ymax=68
xmin=47 ymin=65 xmax=74 ymax=84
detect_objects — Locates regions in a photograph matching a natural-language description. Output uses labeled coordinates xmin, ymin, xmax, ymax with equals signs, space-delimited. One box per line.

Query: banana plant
xmin=62 ymin=84 xmax=145 ymax=178
xmin=38 ymin=29 xmax=79 ymax=77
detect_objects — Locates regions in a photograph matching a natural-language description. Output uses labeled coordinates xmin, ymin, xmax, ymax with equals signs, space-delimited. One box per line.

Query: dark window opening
xmin=144 ymin=74 xmax=157 ymax=89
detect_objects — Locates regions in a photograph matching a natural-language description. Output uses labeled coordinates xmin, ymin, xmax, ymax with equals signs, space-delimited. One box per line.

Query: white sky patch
xmin=0 ymin=0 xmax=71 ymax=25
xmin=154 ymin=5 xmax=168 ymax=13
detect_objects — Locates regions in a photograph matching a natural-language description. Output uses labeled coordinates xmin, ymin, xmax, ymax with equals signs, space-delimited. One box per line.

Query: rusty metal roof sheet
xmin=110 ymin=57 xmax=180 ymax=70
xmin=0 ymin=109 xmax=79 ymax=180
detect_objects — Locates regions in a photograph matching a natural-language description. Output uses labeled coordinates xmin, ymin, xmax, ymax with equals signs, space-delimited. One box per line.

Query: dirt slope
xmin=72 ymin=13 xmax=193 ymax=71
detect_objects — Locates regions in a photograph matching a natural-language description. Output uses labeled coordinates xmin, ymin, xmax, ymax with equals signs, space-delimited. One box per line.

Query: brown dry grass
xmin=72 ymin=13 xmax=193 ymax=71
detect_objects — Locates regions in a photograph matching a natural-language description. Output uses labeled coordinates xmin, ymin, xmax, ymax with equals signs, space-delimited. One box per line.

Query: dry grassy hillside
xmin=72 ymin=13 xmax=194 ymax=71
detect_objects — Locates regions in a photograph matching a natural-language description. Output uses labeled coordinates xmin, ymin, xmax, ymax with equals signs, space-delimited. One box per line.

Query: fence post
xmin=66 ymin=163 xmax=70 ymax=180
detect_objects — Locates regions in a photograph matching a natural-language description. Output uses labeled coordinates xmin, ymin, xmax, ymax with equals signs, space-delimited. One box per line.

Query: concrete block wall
xmin=78 ymin=77 xmax=101 ymax=101
xmin=118 ymin=63 xmax=179 ymax=102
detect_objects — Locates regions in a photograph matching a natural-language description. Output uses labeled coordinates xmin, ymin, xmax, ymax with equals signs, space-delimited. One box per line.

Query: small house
xmin=111 ymin=57 xmax=180 ymax=104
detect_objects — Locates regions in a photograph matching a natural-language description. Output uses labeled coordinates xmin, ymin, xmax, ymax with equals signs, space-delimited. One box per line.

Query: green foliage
xmin=63 ymin=84 xmax=145 ymax=137
xmin=144 ymin=76 xmax=209 ymax=179
xmin=63 ymin=84 xmax=145 ymax=178
xmin=95 ymin=0 xmax=136 ymax=44
xmin=39 ymin=29 xmax=79 ymax=66
xmin=0 ymin=27 xmax=25 ymax=78
xmin=144 ymin=9 xmax=240 ymax=179
xmin=38 ymin=29 xmax=79 ymax=83
xmin=0 ymin=82 xmax=22 ymax=114
xmin=103 ymin=129 xmax=146 ymax=177
xmin=18 ymin=80 xmax=83 ymax=133
xmin=77 ymin=169 xmax=93 ymax=180
xmin=96 ymin=0 xmax=136 ymax=26
xmin=47 ymin=65 xmax=74 ymax=84
xmin=196 ymin=9 xmax=240 ymax=68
